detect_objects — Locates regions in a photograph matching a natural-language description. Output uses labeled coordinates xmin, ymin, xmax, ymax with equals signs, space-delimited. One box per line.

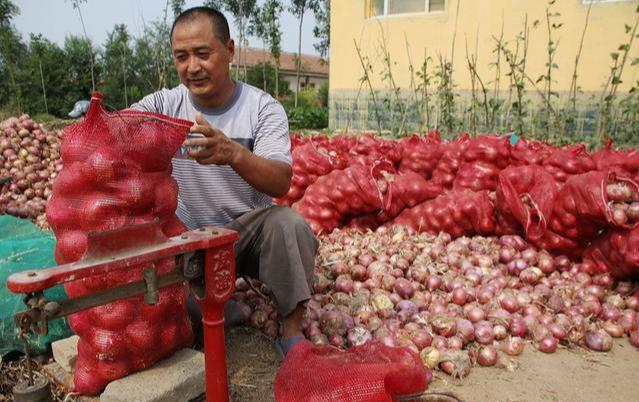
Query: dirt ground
xmin=2 ymin=325 xmax=637 ymax=401
xmin=226 ymin=326 xmax=639 ymax=402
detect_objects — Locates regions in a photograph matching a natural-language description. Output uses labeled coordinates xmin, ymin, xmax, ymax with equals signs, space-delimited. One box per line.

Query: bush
xmin=287 ymin=106 xmax=328 ymax=130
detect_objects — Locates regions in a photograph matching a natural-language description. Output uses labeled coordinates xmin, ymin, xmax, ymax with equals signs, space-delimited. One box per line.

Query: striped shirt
xmin=131 ymin=81 xmax=291 ymax=229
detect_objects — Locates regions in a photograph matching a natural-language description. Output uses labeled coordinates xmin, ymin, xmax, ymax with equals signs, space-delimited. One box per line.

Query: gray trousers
xmin=187 ymin=206 xmax=318 ymax=343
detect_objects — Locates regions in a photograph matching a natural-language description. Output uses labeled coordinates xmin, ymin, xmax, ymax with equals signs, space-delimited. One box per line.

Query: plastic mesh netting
xmin=46 ymin=93 xmax=194 ymax=395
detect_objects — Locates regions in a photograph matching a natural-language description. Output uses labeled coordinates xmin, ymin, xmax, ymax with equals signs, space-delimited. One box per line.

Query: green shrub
xmin=287 ymin=106 xmax=328 ymax=130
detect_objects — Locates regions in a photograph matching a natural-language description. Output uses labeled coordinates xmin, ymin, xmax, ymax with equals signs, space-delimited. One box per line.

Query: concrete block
xmin=52 ymin=335 xmax=79 ymax=373
xmin=100 ymin=349 xmax=205 ymax=402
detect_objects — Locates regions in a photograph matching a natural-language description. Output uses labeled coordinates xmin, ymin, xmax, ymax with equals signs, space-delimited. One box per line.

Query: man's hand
xmin=184 ymin=112 xmax=243 ymax=166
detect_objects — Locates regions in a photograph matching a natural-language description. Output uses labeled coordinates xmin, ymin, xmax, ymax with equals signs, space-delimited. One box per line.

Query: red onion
xmin=394 ymin=277 xmax=414 ymax=299
xmin=451 ymin=287 xmax=467 ymax=305
xmin=411 ymin=329 xmax=433 ymax=349
xmin=477 ymin=345 xmax=498 ymax=366
xmin=584 ymin=329 xmax=612 ymax=352
xmin=602 ymin=321 xmax=624 ymax=338
xmin=538 ymin=336 xmax=558 ymax=353
xmin=474 ymin=323 xmax=495 ymax=345
xmin=629 ymin=329 xmax=639 ymax=348
xmin=501 ymin=336 xmax=525 ymax=356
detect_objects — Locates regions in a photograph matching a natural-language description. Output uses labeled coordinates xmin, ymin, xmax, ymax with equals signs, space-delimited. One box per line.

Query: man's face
xmin=171 ymin=16 xmax=234 ymax=105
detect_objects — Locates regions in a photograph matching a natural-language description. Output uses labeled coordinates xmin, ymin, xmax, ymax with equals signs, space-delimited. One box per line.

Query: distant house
xmin=231 ymin=48 xmax=329 ymax=90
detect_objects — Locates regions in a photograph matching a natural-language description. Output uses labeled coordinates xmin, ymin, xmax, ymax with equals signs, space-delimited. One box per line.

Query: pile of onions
xmin=281 ymin=227 xmax=639 ymax=379
xmin=0 ymin=114 xmax=63 ymax=228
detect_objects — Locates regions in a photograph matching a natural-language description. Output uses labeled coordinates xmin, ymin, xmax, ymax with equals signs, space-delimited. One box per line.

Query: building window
xmin=367 ymin=0 xmax=445 ymax=18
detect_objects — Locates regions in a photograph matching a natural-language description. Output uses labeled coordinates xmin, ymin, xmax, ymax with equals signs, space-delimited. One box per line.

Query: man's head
xmin=170 ymin=7 xmax=235 ymax=107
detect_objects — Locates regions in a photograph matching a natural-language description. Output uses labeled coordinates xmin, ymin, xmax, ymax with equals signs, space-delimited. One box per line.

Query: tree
xmin=101 ymin=24 xmax=134 ymax=109
xmin=313 ymin=0 xmax=330 ymax=61
xmin=63 ymin=35 xmax=100 ymax=105
xmin=244 ymin=61 xmax=289 ymax=97
xmin=289 ymin=0 xmax=319 ymax=107
xmin=260 ymin=0 xmax=283 ymax=98
xmin=0 ymin=0 xmax=24 ymax=112
xmin=17 ymin=35 xmax=69 ymax=116
xmin=30 ymin=34 xmax=49 ymax=114
xmin=69 ymin=0 xmax=96 ymax=92
xmin=171 ymin=0 xmax=185 ymax=17
xmin=205 ymin=0 xmax=257 ymax=80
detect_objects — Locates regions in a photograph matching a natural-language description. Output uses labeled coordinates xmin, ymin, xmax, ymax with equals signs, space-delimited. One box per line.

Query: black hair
xmin=170 ymin=6 xmax=230 ymax=44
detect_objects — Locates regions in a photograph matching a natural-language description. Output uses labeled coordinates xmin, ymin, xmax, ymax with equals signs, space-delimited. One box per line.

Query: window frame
xmin=368 ymin=0 xmax=446 ymax=19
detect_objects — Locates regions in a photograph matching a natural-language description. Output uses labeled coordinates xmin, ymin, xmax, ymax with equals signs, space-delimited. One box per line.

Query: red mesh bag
xmin=46 ymin=93 xmax=193 ymax=395
xmin=590 ymin=139 xmax=639 ymax=177
xmin=274 ymin=140 xmax=347 ymax=206
xmin=292 ymin=163 xmax=390 ymax=234
xmin=495 ymin=165 xmax=559 ymax=240
xmin=344 ymin=172 xmax=444 ymax=231
xmin=274 ymin=341 xmax=430 ymax=402
xmin=398 ymin=132 xmax=443 ymax=179
xmin=510 ymin=138 xmax=554 ymax=166
xmin=548 ymin=171 xmax=639 ymax=243
xmin=389 ymin=190 xmax=496 ymax=238
xmin=542 ymin=144 xmax=595 ymax=183
xmin=453 ymin=161 xmax=502 ymax=192
xmin=346 ymin=134 xmax=403 ymax=168
xmin=431 ymin=134 xmax=470 ymax=188
xmin=582 ymin=227 xmax=639 ymax=280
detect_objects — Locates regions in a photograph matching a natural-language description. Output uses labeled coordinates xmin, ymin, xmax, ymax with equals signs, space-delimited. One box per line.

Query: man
xmin=131 ymin=6 xmax=317 ymax=358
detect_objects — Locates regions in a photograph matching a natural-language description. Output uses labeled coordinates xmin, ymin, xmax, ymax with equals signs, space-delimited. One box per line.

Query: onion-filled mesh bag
xmin=398 ymin=133 xmax=443 ymax=179
xmin=46 ymin=93 xmax=193 ymax=395
xmin=542 ymin=144 xmax=596 ymax=183
xmin=510 ymin=138 xmax=554 ymax=166
xmin=582 ymin=226 xmax=639 ymax=280
xmin=389 ymin=190 xmax=496 ymax=238
xmin=590 ymin=139 xmax=639 ymax=177
xmin=274 ymin=341 xmax=430 ymax=402
xmin=495 ymin=165 xmax=559 ymax=241
xmin=548 ymin=171 xmax=639 ymax=242
xmin=344 ymin=172 xmax=445 ymax=231
xmin=274 ymin=140 xmax=347 ymax=206
xmin=431 ymin=134 xmax=470 ymax=188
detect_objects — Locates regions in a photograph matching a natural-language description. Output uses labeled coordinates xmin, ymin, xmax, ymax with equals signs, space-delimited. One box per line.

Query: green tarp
xmin=0 ymin=215 xmax=72 ymax=357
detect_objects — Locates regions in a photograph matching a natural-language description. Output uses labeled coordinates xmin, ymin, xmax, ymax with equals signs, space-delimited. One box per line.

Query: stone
xmin=100 ymin=349 xmax=205 ymax=402
xmin=51 ymin=335 xmax=79 ymax=373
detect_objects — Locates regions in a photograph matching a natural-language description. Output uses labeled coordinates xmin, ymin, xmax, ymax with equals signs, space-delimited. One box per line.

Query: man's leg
xmin=226 ymin=206 xmax=318 ymax=348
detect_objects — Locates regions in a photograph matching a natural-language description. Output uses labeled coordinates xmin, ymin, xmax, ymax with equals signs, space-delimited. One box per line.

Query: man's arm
xmin=184 ymin=113 xmax=292 ymax=198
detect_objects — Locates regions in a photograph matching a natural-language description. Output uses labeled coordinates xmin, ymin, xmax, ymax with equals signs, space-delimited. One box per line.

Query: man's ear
xmin=227 ymin=39 xmax=235 ymax=63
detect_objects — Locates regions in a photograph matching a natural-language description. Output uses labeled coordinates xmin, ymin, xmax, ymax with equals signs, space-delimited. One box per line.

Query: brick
xmin=100 ymin=349 xmax=205 ymax=402
xmin=51 ymin=335 xmax=79 ymax=373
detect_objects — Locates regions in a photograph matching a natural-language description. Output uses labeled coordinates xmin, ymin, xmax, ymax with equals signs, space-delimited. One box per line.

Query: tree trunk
xmin=295 ymin=12 xmax=304 ymax=108
xmin=275 ymin=61 xmax=280 ymax=98
xmin=38 ymin=61 xmax=48 ymax=114
xmin=262 ymin=44 xmax=267 ymax=91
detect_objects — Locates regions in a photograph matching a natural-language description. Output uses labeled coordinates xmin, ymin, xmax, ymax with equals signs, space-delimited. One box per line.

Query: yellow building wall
xmin=330 ymin=0 xmax=639 ymax=93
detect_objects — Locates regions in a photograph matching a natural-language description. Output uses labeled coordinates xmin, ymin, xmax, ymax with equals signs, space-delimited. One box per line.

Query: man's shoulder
xmin=237 ymin=81 xmax=281 ymax=108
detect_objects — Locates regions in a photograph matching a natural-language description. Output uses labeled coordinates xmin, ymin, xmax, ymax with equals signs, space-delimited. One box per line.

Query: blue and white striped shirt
xmin=131 ymin=81 xmax=291 ymax=229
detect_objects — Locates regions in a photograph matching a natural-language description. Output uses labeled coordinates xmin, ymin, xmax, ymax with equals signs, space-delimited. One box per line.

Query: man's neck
xmin=194 ymin=79 xmax=236 ymax=109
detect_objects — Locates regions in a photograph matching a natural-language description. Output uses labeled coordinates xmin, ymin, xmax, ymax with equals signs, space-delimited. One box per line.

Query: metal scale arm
xmin=6 ymin=221 xmax=238 ymax=402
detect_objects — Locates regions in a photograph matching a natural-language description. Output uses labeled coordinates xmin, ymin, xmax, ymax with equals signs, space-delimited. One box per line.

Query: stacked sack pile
xmin=46 ymin=94 xmax=194 ymax=395
xmin=277 ymin=133 xmax=639 ymax=280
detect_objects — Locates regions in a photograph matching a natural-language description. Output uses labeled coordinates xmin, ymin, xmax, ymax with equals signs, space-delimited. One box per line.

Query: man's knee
xmin=263 ymin=206 xmax=313 ymax=238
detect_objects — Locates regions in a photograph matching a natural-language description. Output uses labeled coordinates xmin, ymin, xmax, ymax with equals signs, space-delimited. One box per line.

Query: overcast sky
xmin=12 ymin=0 xmax=320 ymax=56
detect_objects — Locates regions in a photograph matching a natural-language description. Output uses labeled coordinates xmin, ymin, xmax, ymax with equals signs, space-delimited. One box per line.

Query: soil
xmin=2 ymin=326 xmax=638 ymax=402
xmin=225 ymin=326 xmax=639 ymax=402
